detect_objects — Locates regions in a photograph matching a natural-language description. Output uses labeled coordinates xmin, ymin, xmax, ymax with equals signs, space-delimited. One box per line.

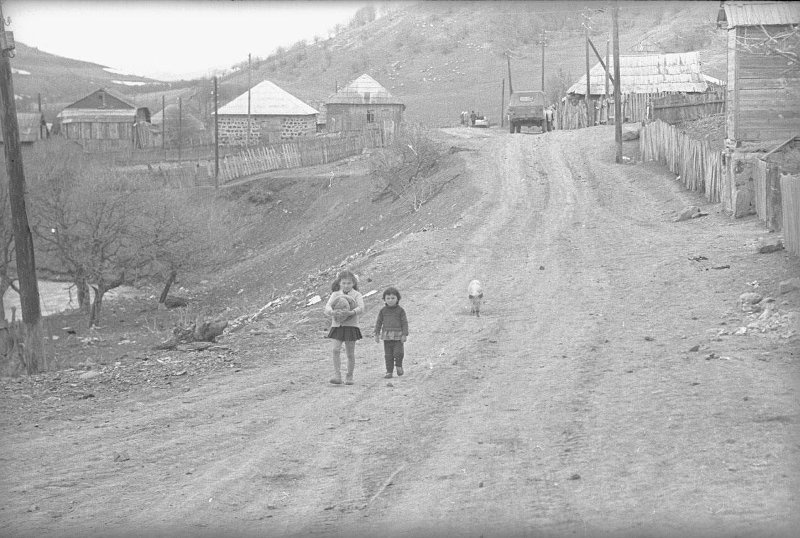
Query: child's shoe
xmin=344 ymin=374 xmax=354 ymax=385
xmin=396 ymin=366 xmax=404 ymax=376
xmin=330 ymin=377 xmax=342 ymax=385
xmin=383 ymin=372 xmax=393 ymax=379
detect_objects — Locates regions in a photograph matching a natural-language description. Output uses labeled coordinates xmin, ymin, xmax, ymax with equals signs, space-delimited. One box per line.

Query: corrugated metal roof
xmin=723 ymin=1 xmax=800 ymax=27
xmin=57 ymin=109 xmax=137 ymax=122
xmin=326 ymin=74 xmax=403 ymax=105
xmin=217 ymin=80 xmax=318 ymax=116
xmin=567 ymin=52 xmax=710 ymax=96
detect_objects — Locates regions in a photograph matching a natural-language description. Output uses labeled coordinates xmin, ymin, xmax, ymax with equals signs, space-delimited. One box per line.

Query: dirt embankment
xmin=1 ymin=125 xmax=798 ymax=538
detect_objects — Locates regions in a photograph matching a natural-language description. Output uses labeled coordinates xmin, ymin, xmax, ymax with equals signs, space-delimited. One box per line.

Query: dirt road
xmin=2 ymin=126 xmax=798 ymax=537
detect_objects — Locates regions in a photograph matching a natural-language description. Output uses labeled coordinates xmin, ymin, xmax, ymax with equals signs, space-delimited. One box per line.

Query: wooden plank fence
xmin=639 ymin=119 xmax=724 ymax=202
xmin=651 ymin=92 xmax=725 ymax=124
xmin=220 ymin=131 xmax=385 ymax=183
xmin=781 ymin=174 xmax=800 ymax=256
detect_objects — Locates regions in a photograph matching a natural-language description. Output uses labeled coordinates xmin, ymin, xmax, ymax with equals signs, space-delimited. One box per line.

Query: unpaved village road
xmin=2 ymin=126 xmax=799 ymax=538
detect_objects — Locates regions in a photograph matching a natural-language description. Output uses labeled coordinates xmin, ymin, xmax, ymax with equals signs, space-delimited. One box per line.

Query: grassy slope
xmin=10 ymin=1 xmax=726 ymax=127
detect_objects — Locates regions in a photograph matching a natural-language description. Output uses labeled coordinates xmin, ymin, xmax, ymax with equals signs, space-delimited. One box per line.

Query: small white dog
xmin=467 ymin=280 xmax=483 ymax=317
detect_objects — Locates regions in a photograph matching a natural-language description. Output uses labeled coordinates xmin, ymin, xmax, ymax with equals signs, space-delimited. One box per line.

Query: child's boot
xmin=330 ymin=354 xmax=342 ymax=385
xmin=344 ymin=356 xmax=355 ymax=385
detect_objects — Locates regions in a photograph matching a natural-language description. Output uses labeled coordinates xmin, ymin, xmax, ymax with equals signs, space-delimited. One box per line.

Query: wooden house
xmin=0 ymin=112 xmax=47 ymax=144
xmin=564 ymin=52 xmax=717 ymax=126
xmin=719 ymin=1 xmax=800 ymax=145
xmin=717 ymin=1 xmax=800 ymax=218
xmin=54 ymin=88 xmax=151 ymax=151
xmin=325 ymin=74 xmax=404 ymax=138
xmin=216 ymin=80 xmax=318 ymax=146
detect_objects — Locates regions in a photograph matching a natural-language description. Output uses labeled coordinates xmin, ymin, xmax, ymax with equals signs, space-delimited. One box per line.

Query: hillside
xmin=9 ymin=1 xmax=726 ymax=127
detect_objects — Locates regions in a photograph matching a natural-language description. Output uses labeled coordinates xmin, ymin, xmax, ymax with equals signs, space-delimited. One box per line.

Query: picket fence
xmin=781 ymin=175 xmax=800 ymax=256
xmin=219 ymin=131 xmax=385 ymax=183
xmin=639 ymin=119 xmax=724 ymax=203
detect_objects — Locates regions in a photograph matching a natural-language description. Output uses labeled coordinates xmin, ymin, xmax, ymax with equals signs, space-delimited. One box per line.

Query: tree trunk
xmin=89 ymin=286 xmax=104 ymax=328
xmin=159 ymin=270 xmax=178 ymax=305
xmin=74 ymin=270 xmax=90 ymax=313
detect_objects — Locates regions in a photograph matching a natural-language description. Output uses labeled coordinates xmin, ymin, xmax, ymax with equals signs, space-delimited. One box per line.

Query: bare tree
xmin=735 ymin=24 xmax=800 ymax=70
xmin=371 ymin=123 xmax=448 ymax=212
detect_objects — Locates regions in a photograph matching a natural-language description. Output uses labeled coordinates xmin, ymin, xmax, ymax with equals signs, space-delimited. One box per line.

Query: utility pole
xmin=539 ymin=32 xmax=547 ymax=92
xmin=0 ymin=2 xmax=44 ymax=373
xmin=612 ymin=1 xmax=622 ymax=162
xmin=246 ymin=52 xmax=251 ymax=149
xmin=584 ymin=22 xmax=591 ymax=127
xmin=500 ymin=78 xmax=505 ymax=128
xmin=214 ymin=76 xmax=219 ymax=187
xmin=178 ymin=96 xmax=182 ymax=162
xmin=605 ymin=37 xmax=610 ymax=100
xmin=162 ymin=94 xmax=166 ymax=158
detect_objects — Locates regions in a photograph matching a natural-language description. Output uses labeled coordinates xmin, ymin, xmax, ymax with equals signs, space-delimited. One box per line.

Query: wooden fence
xmin=651 ymin=92 xmax=725 ymax=124
xmin=639 ymin=119 xmax=724 ymax=202
xmin=219 ymin=131 xmax=385 ymax=183
xmin=781 ymin=174 xmax=800 ymax=256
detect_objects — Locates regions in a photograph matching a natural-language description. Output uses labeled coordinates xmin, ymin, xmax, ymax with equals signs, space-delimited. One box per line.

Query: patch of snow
xmin=112 ymin=80 xmax=147 ymax=86
xmin=12 ymin=68 xmax=30 ymax=75
xmin=103 ymin=67 xmax=136 ymax=76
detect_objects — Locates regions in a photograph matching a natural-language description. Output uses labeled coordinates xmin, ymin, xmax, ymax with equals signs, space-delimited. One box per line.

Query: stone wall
xmin=219 ymin=115 xmax=315 ymax=146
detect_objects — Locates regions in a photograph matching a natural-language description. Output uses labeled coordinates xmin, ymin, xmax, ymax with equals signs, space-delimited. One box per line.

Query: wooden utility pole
xmin=605 ymin=37 xmax=610 ymax=99
xmin=500 ymin=78 xmax=505 ymax=128
xmin=506 ymin=54 xmax=513 ymax=95
xmin=0 ymin=2 xmax=44 ymax=373
xmin=178 ymin=96 xmax=182 ymax=162
xmin=585 ymin=24 xmax=591 ymax=127
xmin=214 ymin=76 xmax=219 ymax=187
xmin=246 ymin=52 xmax=251 ymax=148
xmin=540 ymin=32 xmax=546 ymax=92
xmin=162 ymin=94 xmax=166 ymax=158
xmin=612 ymin=1 xmax=622 ymax=162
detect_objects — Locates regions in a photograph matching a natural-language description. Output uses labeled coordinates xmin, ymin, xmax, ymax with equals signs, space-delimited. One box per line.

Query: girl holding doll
xmin=323 ymin=270 xmax=364 ymax=385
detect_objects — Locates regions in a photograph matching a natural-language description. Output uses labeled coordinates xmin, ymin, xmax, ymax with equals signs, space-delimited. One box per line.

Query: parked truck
xmin=506 ymin=55 xmax=547 ymax=134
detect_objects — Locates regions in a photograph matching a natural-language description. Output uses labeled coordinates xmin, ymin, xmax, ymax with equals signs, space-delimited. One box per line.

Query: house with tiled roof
xmin=54 ymin=88 xmax=151 ymax=151
xmin=216 ymin=80 xmax=318 ymax=146
xmin=325 ymin=74 xmax=404 ymax=137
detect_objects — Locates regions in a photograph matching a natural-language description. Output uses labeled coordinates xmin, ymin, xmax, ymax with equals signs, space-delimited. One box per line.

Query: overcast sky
xmin=3 ymin=0 xmax=374 ymax=80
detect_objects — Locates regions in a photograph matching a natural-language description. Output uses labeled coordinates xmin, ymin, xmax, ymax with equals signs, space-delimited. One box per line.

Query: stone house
xmin=54 ymin=88 xmax=151 ymax=151
xmin=216 ymin=80 xmax=318 ymax=146
xmin=325 ymin=74 xmax=404 ymax=138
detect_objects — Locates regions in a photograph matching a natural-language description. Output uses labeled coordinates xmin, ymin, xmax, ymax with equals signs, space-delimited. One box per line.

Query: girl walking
xmin=374 ymin=287 xmax=409 ymax=378
xmin=323 ymin=270 xmax=364 ymax=385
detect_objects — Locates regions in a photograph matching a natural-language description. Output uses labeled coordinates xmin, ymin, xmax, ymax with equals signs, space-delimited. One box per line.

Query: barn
xmin=564 ymin=52 xmax=717 ymax=127
xmin=325 ymin=74 xmax=404 ymax=138
xmin=54 ymin=88 xmax=151 ymax=151
xmin=719 ymin=1 xmax=800 ymax=145
xmin=216 ymin=80 xmax=318 ymax=146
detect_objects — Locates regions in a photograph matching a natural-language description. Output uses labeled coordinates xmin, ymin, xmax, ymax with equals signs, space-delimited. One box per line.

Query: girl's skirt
xmin=327 ymin=326 xmax=363 ymax=341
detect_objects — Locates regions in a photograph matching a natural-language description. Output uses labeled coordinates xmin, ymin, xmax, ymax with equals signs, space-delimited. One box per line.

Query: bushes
xmin=370 ymin=124 xmax=450 ymax=212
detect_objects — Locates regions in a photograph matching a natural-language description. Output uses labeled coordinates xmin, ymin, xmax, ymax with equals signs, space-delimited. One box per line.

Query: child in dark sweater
xmin=374 ymin=287 xmax=409 ymax=378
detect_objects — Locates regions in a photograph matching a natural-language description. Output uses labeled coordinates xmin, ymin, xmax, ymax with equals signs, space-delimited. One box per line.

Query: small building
xmin=216 ymin=80 xmax=318 ymax=146
xmin=325 ymin=74 xmax=405 ymax=137
xmin=54 ymin=88 xmax=151 ymax=151
xmin=719 ymin=1 xmax=800 ymax=145
xmin=0 ymin=112 xmax=47 ymax=144
xmin=565 ymin=52 xmax=718 ymax=125
xmin=717 ymin=1 xmax=800 ymax=217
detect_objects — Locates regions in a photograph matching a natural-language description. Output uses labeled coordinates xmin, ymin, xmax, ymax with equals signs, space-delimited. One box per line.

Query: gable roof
xmin=326 ymin=74 xmax=403 ymax=105
xmin=722 ymin=1 xmax=800 ymax=28
xmin=217 ymin=80 xmax=318 ymax=116
xmin=65 ymin=88 xmax=135 ymax=110
xmin=0 ymin=112 xmax=46 ymax=143
xmin=567 ymin=52 xmax=709 ymax=96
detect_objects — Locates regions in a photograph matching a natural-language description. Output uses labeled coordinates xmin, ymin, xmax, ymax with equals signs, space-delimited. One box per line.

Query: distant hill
xmin=8 ymin=1 xmax=727 ymax=128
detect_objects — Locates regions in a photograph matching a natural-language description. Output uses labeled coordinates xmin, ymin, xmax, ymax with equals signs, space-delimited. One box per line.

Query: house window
xmin=367 ymin=110 xmax=375 ymax=123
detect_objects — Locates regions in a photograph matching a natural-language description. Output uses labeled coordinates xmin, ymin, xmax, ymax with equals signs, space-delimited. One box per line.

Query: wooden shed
xmin=719 ymin=1 xmax=800 ymax=145
xmin=54 ymin=88 xmax=151 ymax=151
xmin=216 ymin=80 xmax=318 ymax=146
xmin=325 ymin=74 xmax=404 ymax=138
xmin=0 ymin=112 xmax=47 ymax=144
xmin=565 ymin=52 xmax=716 ymax=126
